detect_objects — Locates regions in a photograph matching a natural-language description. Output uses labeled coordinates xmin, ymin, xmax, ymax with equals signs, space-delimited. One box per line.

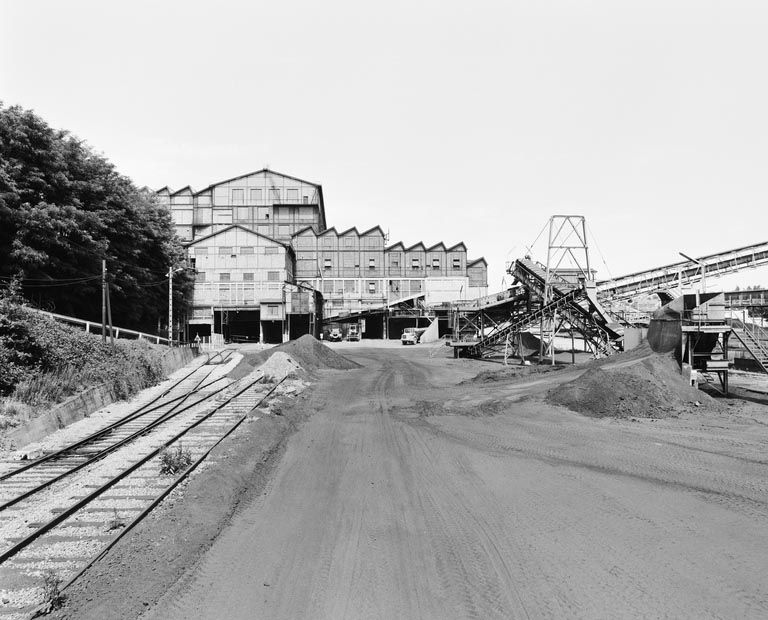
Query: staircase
xmin=731 ymin=323 xmax=768 ymax=374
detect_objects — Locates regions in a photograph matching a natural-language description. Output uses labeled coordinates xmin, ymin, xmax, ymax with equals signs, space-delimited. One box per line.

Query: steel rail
xmin=0 ymin=352 xmax=233 ymax=481
xmin=0 ymin=374 xmax=267 ymax=565
xmin=54 ymin=377 xmax=287 ymax=597
xmin=0 ymin=375 xmax=246 ymax=512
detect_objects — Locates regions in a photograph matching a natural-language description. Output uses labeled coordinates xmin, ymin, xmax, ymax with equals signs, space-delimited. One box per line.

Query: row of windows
xmin=230 ymin=188 xmax=311 ymax=204
xmin=196 ymin=271 xmax=282 ymax=282
xmin=193 ymin=246 xmax=280 ymax=256
xmin=318 ymin=279 xmax=426 ymax=295
xmin=321 ymin=257 xmax=462 ymax=270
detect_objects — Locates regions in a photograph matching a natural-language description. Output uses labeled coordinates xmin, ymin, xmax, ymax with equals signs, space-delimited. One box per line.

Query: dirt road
xmin=145 ymin=347 xmax=768 ymax=619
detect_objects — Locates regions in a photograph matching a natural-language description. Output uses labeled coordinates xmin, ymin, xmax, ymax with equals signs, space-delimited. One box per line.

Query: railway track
xmin=0 ymin=351 xmax=283 ymax=619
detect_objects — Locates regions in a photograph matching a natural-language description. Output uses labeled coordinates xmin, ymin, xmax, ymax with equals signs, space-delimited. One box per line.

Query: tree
xmin=0 ymin=102 xmax=192 ymax=332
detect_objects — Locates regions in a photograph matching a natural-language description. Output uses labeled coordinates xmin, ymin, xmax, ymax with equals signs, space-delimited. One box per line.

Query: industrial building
xmin=157 ymin=169 xmax=487 ymax=342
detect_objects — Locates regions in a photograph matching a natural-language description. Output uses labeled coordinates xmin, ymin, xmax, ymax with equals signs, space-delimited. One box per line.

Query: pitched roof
xmin=386 ymin=241 xmax=406 ymax=251
xmin=360 ymin=225 xmax=385 ymax=236
xmin=202 ymin=168 xmax=321 ymax=190
xmin=405 ymin=242 xmax=426 ymax=251
xmin=467 ymin=257 xmax=488 ymax=267
xmin=291 ymin=225 xmax=317 ymax=237
xmin=426 ymin=242 xmax=446 ymax=252
xmin=446 ymin=242 xmax=467 ymax=252
xmin=170 ymin=185 xmax=194 ymax=196
xmin=338 ymin=227 xmax=360 ymax=236
xmin=184 ymin=224 xmax=290 ymax=250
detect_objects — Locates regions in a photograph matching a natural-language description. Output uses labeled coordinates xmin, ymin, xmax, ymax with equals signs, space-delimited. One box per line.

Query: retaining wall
xmin=8 ymin=347 xmax=199 ymax=450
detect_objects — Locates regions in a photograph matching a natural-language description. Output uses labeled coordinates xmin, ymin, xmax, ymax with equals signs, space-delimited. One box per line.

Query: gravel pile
xmin=232 ymin=336 xmax=359 ymax=379
xmin=547 ymin=351 xmax=712 ymax=418
xmin=256 ymin=353 xmax=303 ymax=382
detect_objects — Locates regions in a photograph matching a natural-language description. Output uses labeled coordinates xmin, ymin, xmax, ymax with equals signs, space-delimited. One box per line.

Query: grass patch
xmin=1 ymin=288 xmax=171 ymax=430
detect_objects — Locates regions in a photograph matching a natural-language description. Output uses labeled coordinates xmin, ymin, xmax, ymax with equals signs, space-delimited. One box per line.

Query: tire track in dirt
xmin=143 ymin=348 xmax=768 ymax=619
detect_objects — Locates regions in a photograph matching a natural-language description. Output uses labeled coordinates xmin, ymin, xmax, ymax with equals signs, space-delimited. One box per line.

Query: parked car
xmin=401 ymin=327 xmax=418 ymax=345
xmin=348 ymin=324 xmax=361 ymax=341
xmin=328 ymin=328 xmax=343 ymax=342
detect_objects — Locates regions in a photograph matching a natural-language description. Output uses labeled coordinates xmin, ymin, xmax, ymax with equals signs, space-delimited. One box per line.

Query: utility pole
xmin=106 ymin=275 xmax=114 ymax=346
xmin=102 ymin=259 xmax=107 ymax=342
xmin=168 ymin=266 xmax=173 ymax=346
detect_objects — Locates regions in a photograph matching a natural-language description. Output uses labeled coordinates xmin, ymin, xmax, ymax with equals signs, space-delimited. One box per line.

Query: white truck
xmin=401 ymin=327 xmax=418 ymax=345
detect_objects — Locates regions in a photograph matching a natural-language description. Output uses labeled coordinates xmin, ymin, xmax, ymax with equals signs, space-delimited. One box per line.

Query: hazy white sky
xmin=2 ymin=0 xmax=767 ymax=291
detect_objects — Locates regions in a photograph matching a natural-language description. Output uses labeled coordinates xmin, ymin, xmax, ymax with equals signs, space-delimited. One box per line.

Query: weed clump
xmin=39 ymin=568 xmax=65 ymax=612
xmin=159 ymin=443 xmax=193 ymax=475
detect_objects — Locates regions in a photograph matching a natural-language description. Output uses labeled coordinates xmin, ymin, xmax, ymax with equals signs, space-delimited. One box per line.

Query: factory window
xmin=278 ymin=225 xmax=290 ymax=236
xmin=219 ymin=273 xmax=230 ymax=282
xmin=267 ymin=271 xmax=280 ymax=281
xmin=240 ymin=246 xmax=255 ymax=255
xmin=195 ymin=272 xmax=206 ymax=282
xmin=235 ymin=207 xmax=251 ymax=221
xmin=390 ymin=254 xmax=400 ymax=267
xmin=452 ymin=257 xmax=461 ymax=270
xmin=411 ymin=258 xmax=420 ymax=270
xmin=369 ymin=258 xmax=376 ymax=270
xmin=265 ymin=213 xmax=270 ymax=220
xmin=270 ymin=188 xmax=280 ymax=201
xmin=218 ymin=246 xmax=233 ymax=255
xmin=368 ymin=281 xmax=377 ymax=294
xmin=344 ymin=237 xmax=354 ymax=247
xmin=432 ymin=258 xmax=440 ymax=270
xmin=194 ymin=247 xmax=208 ymax=255
xmin=250 ymin=188 xmax=262 ymax=203
xmin=303 ymin=196 xmax=309 ymax=204
xmin=231 ymin=189 xmax=245 ymax=204
xmin=344 ymin=280 xmax=356 ymax=293
xmin=410 ymin=279 xmax=423 ymax=292
xmin=324 ymin=258 xmax=332 ymax=270
xmin=266 ymin=304 xmax=279 ymax=316
xmin=213 ymin=209 xmax=232 ymax=224
xmin=264 ymin=246 xmax=278 ymax=255
xmin=286 ymin=188 xmax=299 ymax=202
xmin=323 ymin=280 xmax=333 ymax=294
xmin=243 ymin=272 xmax=254 ymax=281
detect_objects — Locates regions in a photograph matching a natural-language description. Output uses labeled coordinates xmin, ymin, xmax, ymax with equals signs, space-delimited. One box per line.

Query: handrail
xmin=26 ymin=307 xmax=170 ymax=345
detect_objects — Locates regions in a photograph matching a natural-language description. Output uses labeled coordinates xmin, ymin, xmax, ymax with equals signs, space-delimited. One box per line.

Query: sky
xmin=2 ymin=0 xmax=767 ymax=292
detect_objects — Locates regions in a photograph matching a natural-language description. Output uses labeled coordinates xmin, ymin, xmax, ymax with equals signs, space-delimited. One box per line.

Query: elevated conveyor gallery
xmin=596 ymin=240 xmax=768 ymax=302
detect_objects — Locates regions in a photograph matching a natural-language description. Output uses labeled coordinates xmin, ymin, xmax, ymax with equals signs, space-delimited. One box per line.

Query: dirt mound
xmin=256 ymin=352 xmax=304 ymax=382
xmin=464 ymin=363 xmax=566 ymax=384
xmin=547 ymin=352 xmax=712 ymax=419
xmin=231 ymin=335 xmax=359 ymax=380
xmin=271 ymin=335 xmax=360 ymax=370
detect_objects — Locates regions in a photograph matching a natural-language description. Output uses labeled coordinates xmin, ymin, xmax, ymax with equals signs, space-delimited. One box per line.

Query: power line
xmin=0 ymin=274 xmax=100 ymax=283
xmin=0 ymin=276 xmax=101 ymax=288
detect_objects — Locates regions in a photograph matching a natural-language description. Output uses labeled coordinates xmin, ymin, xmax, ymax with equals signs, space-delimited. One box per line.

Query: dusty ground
xmin=55 ymin=344 xmax=768 ymax=619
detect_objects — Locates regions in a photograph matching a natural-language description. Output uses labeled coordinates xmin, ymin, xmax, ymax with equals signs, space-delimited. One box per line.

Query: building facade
xmin=158 ymin=169 xmax=487 ymax=342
